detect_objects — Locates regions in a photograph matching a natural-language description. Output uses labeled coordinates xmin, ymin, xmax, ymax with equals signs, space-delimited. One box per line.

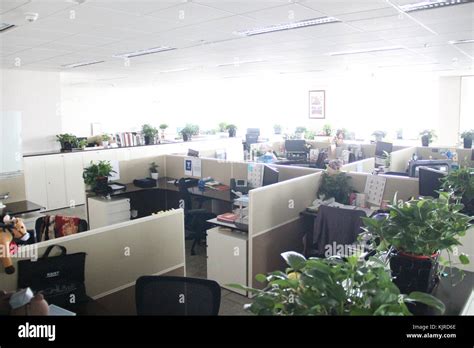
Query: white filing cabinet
xmin=207 ymin=227 xmax=247 ymax=296
xmin=88 ymin=197 xmax=130 ymax=229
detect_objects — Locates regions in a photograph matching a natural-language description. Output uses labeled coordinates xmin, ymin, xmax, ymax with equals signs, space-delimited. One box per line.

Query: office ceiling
xmin=0 ymin=0 xmax=473 ymax=80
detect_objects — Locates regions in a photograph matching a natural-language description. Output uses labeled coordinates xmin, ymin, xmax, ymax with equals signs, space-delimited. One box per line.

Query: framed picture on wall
xmin=309 ymin=90 xmax=325 ymax=119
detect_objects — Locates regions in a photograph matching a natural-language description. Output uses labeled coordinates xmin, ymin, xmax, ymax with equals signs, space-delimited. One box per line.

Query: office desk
xmin=1 ymin=200 xmax=43 ymax=217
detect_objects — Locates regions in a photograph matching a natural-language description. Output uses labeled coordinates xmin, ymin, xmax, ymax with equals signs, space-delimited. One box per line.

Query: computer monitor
xmin=108 ymin=160 xmax=120 ymax=182
xmin=375 ymin=141 xmax=393 ymax=157
xmin=409 ymin=159 xmax=451 ymax=177
xmin=262 ymin=165 xmax=279 ymax=186
xmin=245 ymin=134 xmax=259 ymax=146
xmin=285 ymin=140 xmax=307 ymax=153
xmin=187 ymin=149 xmax=199 ymax=157
xmin=419 ymin=166 xmax=446 ymax=198
xmin=246 ymin=128 xmax=260 ymax=136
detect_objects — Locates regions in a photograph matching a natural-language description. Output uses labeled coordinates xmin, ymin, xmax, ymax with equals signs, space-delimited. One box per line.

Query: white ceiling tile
xmin=86 ymin=0 xmax=181 ymax=16
xmin=0 ymin=34 xmax=49 ymax=47
xmin=336 ymin=7 xmax=398 ymax=21
xmin=427 ymin=19 xmax=474 ymax=35
xmin=147 ymin=2 xmax=232 ymax=25
xmin=53 ymin=34 xmax=121 ymax=47
xmin=245 ymin=3 xmax=325 ymax=24
xmin=0 ymin=0 xmax=29 ymax=14
xmin=294 ymin=22 xmax=361 ymax=38
xmin=2 ymin=25 xmax=72 ymax=41
xmin=0 ymin=0 xmax=75 ymax=23
xmin=301 ymin=0 xmax=391 ymax=16
xmin=4 ymin=47 xmax=70 ymax=64
xmin=194 ymin=0 xmax=288 ymax=15
xmin=349 ymin=14 xmax=418 ymax=31
xmin=0 ymin=44 xmax=27 ymax=56
xmin=409 ymin=3 xmax=474 ymax=24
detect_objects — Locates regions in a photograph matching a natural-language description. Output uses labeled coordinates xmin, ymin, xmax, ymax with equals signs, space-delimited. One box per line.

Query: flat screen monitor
xmin=246 ymin=128 xmax=260 ymax=136
xmin=285 ymin=140 xmax=307 ymax=153
xmin=262 ymin=165 xmax=279 ymax=186
xmin=419 ymin=166 xmax=446 ymax=198
xmin=375 ymin=141 xmax=393 ymax=157
xmin=245 ymin=134 xmax=259 ymax=145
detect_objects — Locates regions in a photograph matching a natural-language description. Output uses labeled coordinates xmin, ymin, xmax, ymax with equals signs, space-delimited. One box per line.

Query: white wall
xmin=438 ymin=76 xmax=462 ymax=146
xmin=460 ymin=76 xmax=474 ymax=133
xmin=61 ymin=71 xmax=442 ymax=140
xmin=0 ymin=69 xmax=62 ymax=153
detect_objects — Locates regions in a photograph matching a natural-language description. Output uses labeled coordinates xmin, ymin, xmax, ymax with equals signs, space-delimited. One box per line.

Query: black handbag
xmin=18 ymin=245 xmax=88 ymax=308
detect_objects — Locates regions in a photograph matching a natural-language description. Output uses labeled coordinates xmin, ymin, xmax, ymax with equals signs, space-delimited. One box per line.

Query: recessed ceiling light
xmin=0 ymin=23 xmax=15 ymax=33
xmin=448 ymin=39 xmax=474 ymax=44
xmin=159 ymin=67 xmax=195 ymax=73
xmin=216 ymin=59 xmax=266 ymax=67
xmin=62 ymin=60 xmax=105 ymax=68
xmin=235 ymin=16 xmax=340 ymax=36
xmin=113 ymin=46 xmax=175 ymax=59
xmin=328 ymin=46 xmax=405 ymax=56
xmin=399 ymin=0 xmax=471 ymax=13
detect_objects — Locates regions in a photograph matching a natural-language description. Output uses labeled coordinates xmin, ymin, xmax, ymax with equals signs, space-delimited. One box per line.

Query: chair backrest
xmin=35 ymin=216 xmax=89 ymax=242
xmin=135 ymin=276 xmax=221 ymax=315
xmin=177 ymin=178 xmax=193 ymax=212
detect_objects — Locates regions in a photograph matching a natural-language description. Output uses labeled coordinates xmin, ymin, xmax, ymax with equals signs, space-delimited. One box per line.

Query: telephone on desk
xmin=174 ymin=177 xmax=199 ymax=188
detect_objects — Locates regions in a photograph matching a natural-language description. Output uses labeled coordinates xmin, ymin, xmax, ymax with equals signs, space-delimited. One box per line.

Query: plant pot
xmin=151 ymin=172 xmax=159 ymax=180
xmin=421 ymin=135 xmax=430 ymax=147
xmin=463 ymin=137 xmax=472 ymax=149
xmin=102 ymin=141 xmax=109 ymax=148
xmin=390 ymin=250 xmax=439 ymax=294
xmin=144 ymin=136 xmax=154 ymax=145
xmin=228 ymin=129 xmax=236 ymax=137
xmin=182 ymin=133 xmax=190 ymax=142
xmin=274 ymin=129 xmax=281 ymax=135
xmin=94 ymin=176 xmax=109 ymax=195
xmin=61 ymin=141 xmax=73 ymax=152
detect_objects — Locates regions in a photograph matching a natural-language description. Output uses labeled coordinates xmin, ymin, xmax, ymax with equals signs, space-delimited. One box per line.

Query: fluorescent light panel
xmin=400 ymin=0 xmax=471 ymax=13
xmin=235 ymin=16 xmax=340 ymax=36
xmin=113 ymin=46 xmax=175 ymax=59
xmin=329 ymin=46 xmax=405 ymax=56
xmin=216 ymin=59 xmax=266 ymax=67
xmin=449 ymin=39 xmax=474 ymax=44
xmin=62 ymin=60 xmax=105 ymax=68
xmin=0 ymin=23 xmax=15 ymax=32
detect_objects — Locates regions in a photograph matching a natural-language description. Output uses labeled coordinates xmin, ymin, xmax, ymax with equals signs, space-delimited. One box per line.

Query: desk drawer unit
xmin=207 ymin=227 xmax=247 ymax=296
xmin=88 ymin=197 xmax=130 ymax=229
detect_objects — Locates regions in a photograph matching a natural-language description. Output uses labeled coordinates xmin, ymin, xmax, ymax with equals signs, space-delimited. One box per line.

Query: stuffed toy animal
xmin=0 ymin=215 xmax=30 ymax=274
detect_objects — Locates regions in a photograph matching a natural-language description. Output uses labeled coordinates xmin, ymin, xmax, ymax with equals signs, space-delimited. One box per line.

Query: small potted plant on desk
xmin=441 ymin=167 xmax=474 ymax=216
xmin=180 ymin=124 xmax=199 ymax=142
xmin=419 ymin=129 xmax=436 ymax=147
xmin=226 ymin=124 xmax=237 ymax=138
xmin=159 ymin=124 xmax=168 ymax=140
xmin=460 ymin=130 xmax=474 ymax=149
xmin=141 ymin=124 xmax=158 ymax=145
xmin=56 ymin=133 xmax=78 ymax=152
xmin=101 ymin=134 xmax=110 ymax=148
xmin=273 ymin=124 xmax=282 ymax=135
xmin=317 ymin=170 xmax=352 ymax=204
xmin=149 ymin=162 xmax=159 ymax=180
xmin=323 ymin=123 xmax=332 ymax=137
xmin=362 ymin=193 xmax=472 ymax=295
xmin=372 ymin=130 xmax=386 ymax=142
xmin=83 ymin=160 xmax=115 ymax=195
xmin=218 ymin=122 xmax=228 ymax=134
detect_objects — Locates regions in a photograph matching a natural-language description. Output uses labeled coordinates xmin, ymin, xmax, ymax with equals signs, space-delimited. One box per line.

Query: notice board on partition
xmin=364 ymin=175 xmax=386 ymax=207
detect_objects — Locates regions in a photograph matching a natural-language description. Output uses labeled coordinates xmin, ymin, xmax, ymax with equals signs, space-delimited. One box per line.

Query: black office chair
xmin=135 ymin=276 xmax=221 ymax=315
xmin=177 ymin=178 xmax=216 ymax=256
xmin=34 ymin=216 xmax=89 ymax=242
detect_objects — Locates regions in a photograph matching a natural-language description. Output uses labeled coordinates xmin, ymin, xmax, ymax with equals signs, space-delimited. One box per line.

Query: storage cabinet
xmin=207 ymin=227 xmax=247 ymax=295
xmin=44 ymin=155 xmax=68 ymax=210
xmin=88 ymin=197 xmax=130 ymax=229
xmin=23 ymin=156 xmax=48 ymax=209
xmin=63 ymin=152 xmax=86 ymax=206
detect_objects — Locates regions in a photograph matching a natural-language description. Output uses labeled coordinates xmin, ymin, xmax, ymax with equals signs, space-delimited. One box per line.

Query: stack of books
xmin=115 ymin=132 xmax=143 ymax=147
xmin=217 ymin=212 xmax=239 ymax=223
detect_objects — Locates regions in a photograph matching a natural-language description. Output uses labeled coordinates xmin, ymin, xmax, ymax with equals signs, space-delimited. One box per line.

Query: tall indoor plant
xmin=317 ymin=171 xmax=352 ymax=204
xmin=56 ymin=133 xmax=78 ymax=152
xmin=372 ymin=130 xmax=386 ymax=142
xmin=460 ymin=130 xmax=473 ymax=149
xmin=159 ymin=124 xmax=168 ymax=140
xmin=440 ymin=167 xmax=474 ymax=216
xmin=362 ymin=193 xmax=472 ymax=294
xmin=230 ymin=252 xmax=445 ymax=315
xmin=419 ymin=129 xmax=436 ymax=147
xmin=83 ymin=160 xmax=115 ymax=194
xmin=141 ymin=124 xmax=158 ymax=145
xmin=180 ymin=124 xmax=199 ymax=142
xmin=226 ymin=124 xmax=237 ymax=138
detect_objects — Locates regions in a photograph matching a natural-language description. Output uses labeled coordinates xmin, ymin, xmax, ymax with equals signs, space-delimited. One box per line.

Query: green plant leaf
xmin=281 ymin=251 xmax=307 ymax=271
xmin=405 ymin=292 xmax=445 ymax=314
xmin=255 ymin=274 xmax=267 ymax=283
xmin=459 ymin=253 xmax=470 ymax=265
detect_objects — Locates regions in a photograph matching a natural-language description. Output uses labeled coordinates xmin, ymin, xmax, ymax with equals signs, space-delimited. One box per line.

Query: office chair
xmin=34 ymin=216 xmax=88 ymax=242
xmin=135 ymin=276 xmax=221 ymax=315
xmin=177 ymin=178 xmax=216 ymax=256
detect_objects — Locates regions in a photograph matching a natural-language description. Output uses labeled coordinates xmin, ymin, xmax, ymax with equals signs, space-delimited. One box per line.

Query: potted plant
xmin=304 ymin=130 xmax=316 ymax=140
xmin=56 ymin=133 xmax=78 ymax=152
xmin=273 ymin=124 xmax=282 ymax=135
xmin=82 ymin=160 xmax=115 ymax=194
xmin=226 ymin=124 xmax=237 ymax=138
xmin=101 ymin=134 xmax=110 ymax=147
xmin=323 ymin=124 xmax=332 ymax=136
xmin=317 ymin=171 xmax=352 ymax=204
xmin=180 ymin=124 xmax=198 ymax=142
xmin=159 ymin=124 xmax=168 ymax=140
xmin=294 ymin=126 xmax=306 ymax=139
xmin=419 ymin=129 xmax=436 ymax=147
xmin=149 ymin=162 xmax=159 ymax=180
xmin=460 ymin=130 xmax=474 ymax=149
xmin=77 ymin=139 xmax=88 ymax=150
xmin=440 ymin=167 xmax=474 ymax=216
xmin=141 ymin=124 xmax=158 ymax=145
xmin=230 ymin=252 xmax=445 ymax=315
xmin=372 ymin=130 xmax=387 ymax=142
xmin=362 ymin=193 xmax=472 ymax=294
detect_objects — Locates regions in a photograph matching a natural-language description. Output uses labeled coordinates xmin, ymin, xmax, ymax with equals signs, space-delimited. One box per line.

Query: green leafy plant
xmin=383 ymin=150 xmax=391 ymax=167
xmin=440 ymin=167 xmax=474 ymax=215
xmin=218 ymin=122 xmax=228 ymax=132
xmin=141 ymin=124 xmax=159 ymax=138
xmin=56 ymin=133 xmax=78 ymax=148
xmin=225 ymin=124 xmax=237 ymax=131
xmin=304 ymin=130 xmax=317 ymax=140
xmin=362 ymin=193 xmax=472 ymax=265
xmin=159 ymin=124 xmax=168 ymax=130
xmin=323 ymin=124 xmax=332 ymax=136
xmin=419 ymin=129 xmax=437 ymax=145
xmin=149 ymin=162 xmax=159 ymax=173
xmin=372 ymin=130 xmax=387 ymax=140
xmin=101 ymin=134 xmax=110 ymax=142
xmin=295 ymin=126 xmax=307 ymax=134
xmin=82 ymin=160 xmax=115 ymax=189
xmin=318 ymin=171 xmax=352 ymax=204
xmin=230 ymin=252 xmax=445 ymax=315
xmin=77 ymin=139 xmax=88 ymax=150
xmin=460 ymin=130 xmax=474 ymax=139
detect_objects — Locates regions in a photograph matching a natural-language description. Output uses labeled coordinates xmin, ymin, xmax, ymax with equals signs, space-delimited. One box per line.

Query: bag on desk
xmin=17 ymin=245 xmax=88 ymax=308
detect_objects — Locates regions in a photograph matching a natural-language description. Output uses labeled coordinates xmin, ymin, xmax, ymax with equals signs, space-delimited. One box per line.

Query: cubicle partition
xmin=0 ymin=210 xmax=186 ymax=314
xmin=458 ymin=148 xmax=474 ymax=167
xmin=248 ymin=172 xmax=322 ymax=289
xmin=341 ymin=157 xmax=375 ymax=173
xmin=389 ymin=147 xmax=416 ymax=173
